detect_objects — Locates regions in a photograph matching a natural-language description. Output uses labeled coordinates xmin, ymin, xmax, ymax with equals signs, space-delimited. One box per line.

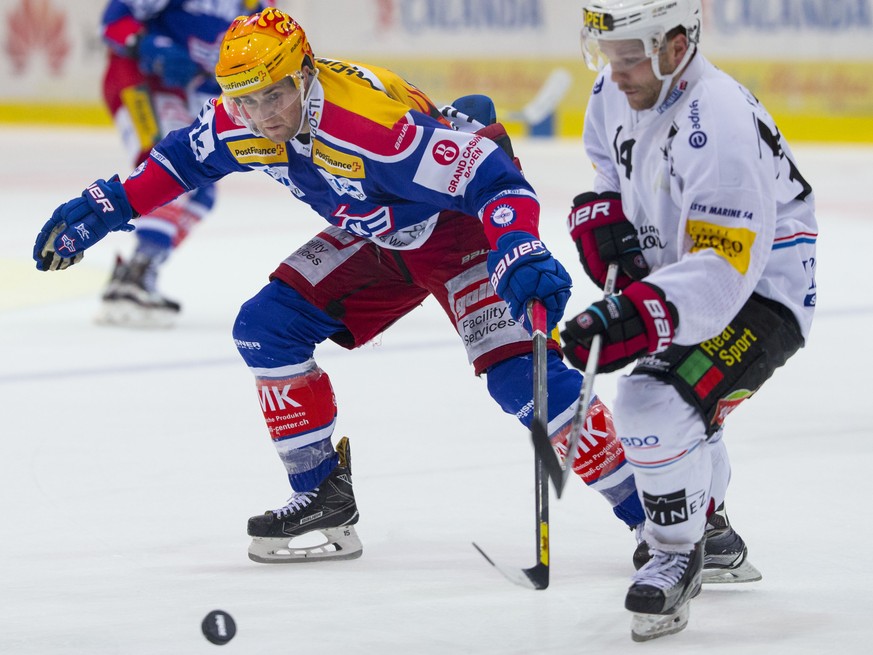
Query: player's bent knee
xmin=614 ymin=375 xmax=705 ymax=467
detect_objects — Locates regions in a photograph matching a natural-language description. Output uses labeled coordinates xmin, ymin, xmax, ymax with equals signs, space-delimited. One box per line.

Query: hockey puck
xmin=201 ymin=610 xmax=236 ymax=645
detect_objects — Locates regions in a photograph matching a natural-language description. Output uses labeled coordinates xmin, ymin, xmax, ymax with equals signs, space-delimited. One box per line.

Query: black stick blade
xmin=472 ymin=542 xmax=549 ymax=590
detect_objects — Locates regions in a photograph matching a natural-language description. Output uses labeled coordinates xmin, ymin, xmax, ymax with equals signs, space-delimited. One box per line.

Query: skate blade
xmin=630 ymin=603 xmax=690 ymax=642
xmin=702 ymin=557 xmax=762 ymax=584
xmin=248 ymin=525 xmax=363 ymax=564
xmin=95 ymin=300 xmax=177 ymax=329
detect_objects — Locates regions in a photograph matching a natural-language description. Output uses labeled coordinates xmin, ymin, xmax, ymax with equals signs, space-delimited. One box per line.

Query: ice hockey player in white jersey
xmin=560 ymin=0 xmax=818 ymax=642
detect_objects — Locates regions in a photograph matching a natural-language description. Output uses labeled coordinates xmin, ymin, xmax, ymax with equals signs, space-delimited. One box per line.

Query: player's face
xmin=601 ymin=37 xmax=684 ymax=111
xmin=233 ymin=76 xmax=304 ymax=143
xmin=601 ymin=40 xmax=662 ymax=110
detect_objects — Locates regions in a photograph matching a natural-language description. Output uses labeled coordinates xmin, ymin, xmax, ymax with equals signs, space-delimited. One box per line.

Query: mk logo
xmin=259 ymin=385 xmax=303 ymax=412
xmin=576 ymin=414 xmax=610 ymax=454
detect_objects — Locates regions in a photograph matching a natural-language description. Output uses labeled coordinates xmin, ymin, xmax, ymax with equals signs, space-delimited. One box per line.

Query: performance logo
xmin=643 ymin=488 xmax=707 ymax=526
xmin=432 ymin=140 xmax=460 ymax=165
xmin=686 ymin=220 xmax=756 ymax=274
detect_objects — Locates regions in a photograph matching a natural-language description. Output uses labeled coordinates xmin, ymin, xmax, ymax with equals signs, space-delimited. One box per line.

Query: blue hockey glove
xmin=487 ymin=231 xmax=572 ymax=331
xmin=33 ymin=176 xmax=135 ymax=271
xmin=137 ymin=34 xmax=199 ymax=87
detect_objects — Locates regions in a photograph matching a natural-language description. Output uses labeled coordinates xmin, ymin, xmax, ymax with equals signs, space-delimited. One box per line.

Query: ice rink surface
xmin=1 ymin=126 xmax=870 ymax=654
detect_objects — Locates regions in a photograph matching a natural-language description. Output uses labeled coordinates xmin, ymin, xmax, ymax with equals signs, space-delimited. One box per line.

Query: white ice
xmin=1 ymin=127 xmax=870 ymax=654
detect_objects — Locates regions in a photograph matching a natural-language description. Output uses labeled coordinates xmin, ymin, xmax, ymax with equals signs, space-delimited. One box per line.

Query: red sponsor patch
xmin=453 ymin=278 xmax=495 ymax=320
xmin=711 ymin=389 xmax=753 ymax=428
xmin=551 ymin=398 xmax=626 ymax=485
xmin=256 ymin=369 xmax=336 ymax=440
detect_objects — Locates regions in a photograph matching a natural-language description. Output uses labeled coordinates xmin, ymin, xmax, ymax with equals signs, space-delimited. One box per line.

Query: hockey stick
xmin=531 ymin=262 xmax=620 ymax=498
xmin=473 ymin=299 xmax=550 ymax=590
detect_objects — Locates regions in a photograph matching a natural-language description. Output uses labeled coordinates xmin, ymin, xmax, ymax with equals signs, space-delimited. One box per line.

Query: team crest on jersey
xmin=312 ymin=141 xmax=365 ymax=178
xmin=228 ymin=139 xmax=287 ymax=165
xmin=488 ymin=203 xmax=516 ymax=228
xmin=686 ymin=220 xmax=756 ymax=275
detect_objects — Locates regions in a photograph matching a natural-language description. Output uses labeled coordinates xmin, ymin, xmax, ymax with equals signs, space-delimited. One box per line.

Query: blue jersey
xmin=129 ymin=58 xmax=540 ymax=250
xmin=102 ymin=0 xmax=264 ymax=93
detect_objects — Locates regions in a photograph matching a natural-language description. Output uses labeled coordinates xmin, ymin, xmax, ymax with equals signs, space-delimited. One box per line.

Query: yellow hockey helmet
xmin=215 ymin=7 xmax=314 ymax=98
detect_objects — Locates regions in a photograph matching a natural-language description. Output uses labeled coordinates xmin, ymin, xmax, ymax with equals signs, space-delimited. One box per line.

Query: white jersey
xmin=583 ymin=53 xmax=818 ymax=345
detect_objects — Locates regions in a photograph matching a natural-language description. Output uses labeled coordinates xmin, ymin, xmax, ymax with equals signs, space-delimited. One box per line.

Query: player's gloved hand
xmin=487 ymin=231 xmax=572 ymax=331
xmin=137 ymin=34 xmax=199 ymax=87
xmin=568 ymin=191 xmax=649 ymax=291
xmin=33 ymin=176 xmax=135 ymax=271
xmin=560 ymin=281 xmax=677 ymax=373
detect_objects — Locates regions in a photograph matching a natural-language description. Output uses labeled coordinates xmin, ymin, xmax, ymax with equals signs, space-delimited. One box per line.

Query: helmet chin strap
xmin=651 ymin=43 xmax=696 ymax=109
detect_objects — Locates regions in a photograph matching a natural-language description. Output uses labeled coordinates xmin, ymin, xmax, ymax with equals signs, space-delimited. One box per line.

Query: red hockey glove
xmin=560 ymin=282 xmax=677 ymax=373
xmin=567 ymin=191 xmax=649 ymax=291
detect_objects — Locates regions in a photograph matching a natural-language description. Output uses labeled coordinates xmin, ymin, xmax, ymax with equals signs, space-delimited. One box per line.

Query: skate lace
xmin=632 ymin=549 xmax=691 ymax=590
xmin=272 ymin=490 xmax=319 ymax=518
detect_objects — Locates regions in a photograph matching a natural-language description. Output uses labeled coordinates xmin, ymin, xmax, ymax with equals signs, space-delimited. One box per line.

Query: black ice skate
xmin=625 ymin=540 xmax=703 ymax=642
xmin=632 ymin=502 xmax=762 ymax=584
xmin=95 ymin=254 xmax=181 ymax=328
xmin=247 ymin=437 xmax=362 ymax=563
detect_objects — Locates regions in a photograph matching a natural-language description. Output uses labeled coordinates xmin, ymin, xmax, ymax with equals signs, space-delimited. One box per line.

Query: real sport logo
xmin=432 ymin=140 xmax=460 ymax=165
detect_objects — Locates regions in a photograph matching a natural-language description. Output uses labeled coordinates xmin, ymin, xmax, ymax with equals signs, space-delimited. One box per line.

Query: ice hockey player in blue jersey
xmin=34 ymin=7 xmax=646 ymax=564
xmin=98 ymin=0 xmax=264 ymax=326
xmin=563 ymin=0 xmax=817 ymax=641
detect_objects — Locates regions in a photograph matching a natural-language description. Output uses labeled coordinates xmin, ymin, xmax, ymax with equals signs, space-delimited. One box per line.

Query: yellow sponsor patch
xmin=312 ymin=140 xmax=365 ymax=178
xmin=217 ymin=63 xmax=271 ymax=95
xmin=228 ymin=139 xmax=288 ymax=164
xmin=687 ymin=220 xmax=756 ymax=274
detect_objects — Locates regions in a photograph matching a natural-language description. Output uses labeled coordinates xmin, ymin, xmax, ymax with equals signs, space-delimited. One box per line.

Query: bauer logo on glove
xmin=561 ymin=281 xmax=678 ymax=373
xmin=33 ymin=176 xmax=136 ymax=272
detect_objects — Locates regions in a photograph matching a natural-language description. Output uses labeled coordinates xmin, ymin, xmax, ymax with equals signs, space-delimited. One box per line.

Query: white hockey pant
xmin=614 ymin=374 xmax=731 ymax=552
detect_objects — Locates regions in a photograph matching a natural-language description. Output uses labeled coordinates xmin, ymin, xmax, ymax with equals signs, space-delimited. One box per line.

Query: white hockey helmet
xmin=580 ymin=0 xmax=702 ymax=79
